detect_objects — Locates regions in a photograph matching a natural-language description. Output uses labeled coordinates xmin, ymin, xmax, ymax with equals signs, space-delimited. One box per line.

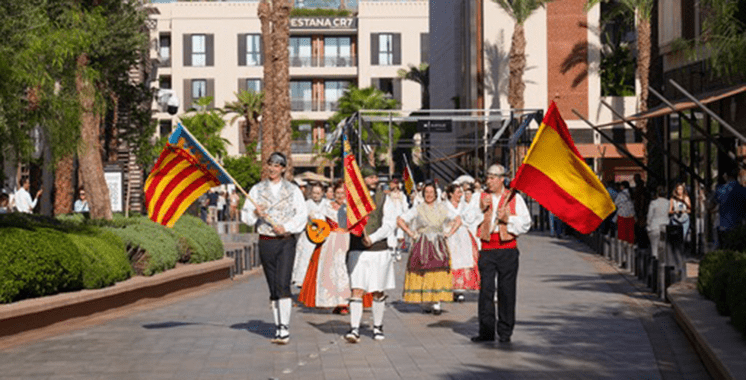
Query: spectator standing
xmin=614 ymin=181 xmax=635 ymax=244
xmin=216 ymin=191 xmax=227 ymax=221
xmin=14 ymin=178 xmax=42 ymax=214
xmin=229 ymin=190 xmax=240 ymax=221
xmin=632 ymin=174 xmax=650 ymax=248
xmin=669 ymin=183 xmax=691 ymax=242
xmin=646 ymin=186 xmax=669 ymax=258
xmin=73 ymin=188 xmax=90 ymax=213
xmin=0 ymin=193 xmax=9 ymax=213
xmin=207 ymin=190 xmax=218 ymax=223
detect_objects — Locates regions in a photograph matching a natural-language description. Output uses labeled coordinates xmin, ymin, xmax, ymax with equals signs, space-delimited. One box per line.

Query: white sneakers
xmin=373 ymin=325 xmax=385 ymax=341
xmin=344 ymin=328 xmax=360 ymax=343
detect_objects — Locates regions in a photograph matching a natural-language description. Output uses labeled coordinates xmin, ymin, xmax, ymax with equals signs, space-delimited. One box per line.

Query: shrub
xmin=172 ymin=214 xmax=224 ymax=263
xmin=698 ymin=250 xmax=742 ymax=300
xmin=720 ymin=224 xmax=746 ymax=252
xmin=107 ymin=217 xmax=180 ymax=276
xmin=68 ymin=228 xmax=132 ymax=289
xmin=726 ymin=262 xmax=746 ymax=337
xmin=0 ymin=227 xmax=83 ymax=303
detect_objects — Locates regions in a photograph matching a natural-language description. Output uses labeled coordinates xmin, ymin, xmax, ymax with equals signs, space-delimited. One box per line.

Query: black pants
xmin=259 ymin=235 xmax=297 ymax=300
xmin=477 ymin=247 xmax=519 ymax=339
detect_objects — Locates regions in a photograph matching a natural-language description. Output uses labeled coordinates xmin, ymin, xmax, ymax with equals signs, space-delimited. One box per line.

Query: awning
xmin=595 ymin=83 xmax=746 ymax=128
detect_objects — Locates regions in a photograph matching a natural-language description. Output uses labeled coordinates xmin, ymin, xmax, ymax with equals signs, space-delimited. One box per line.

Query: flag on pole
xmin=402 ymin=154 xmax=415 ymax=196
xmin=343 ymin=134 xmax=376 ymax=236
xmin=145 ymin=124 xmax=233 ymax=227
xmin=510 ymin=102 xmax=615 ymax=234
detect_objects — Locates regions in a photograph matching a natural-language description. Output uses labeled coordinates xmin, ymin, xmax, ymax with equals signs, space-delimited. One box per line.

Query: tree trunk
xmin=273 ymin=0 xmax=293 ymax=179
xmin=76 ymin=53 xmax=112 ymax=220
xmin=508 ymin=22 xmax=526 ymax=111
xmin=249 ymin=116 xmax=261 ymax=145
xmin=53 ymin=154 xmax=74 ymax=215
xmin=259 ymin=0 xmax=275 ymax=179
xmin=637 ymin=17 xmax=652 ymax=158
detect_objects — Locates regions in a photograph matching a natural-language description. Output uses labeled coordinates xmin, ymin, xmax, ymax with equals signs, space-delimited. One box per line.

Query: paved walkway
xmin=0 ymin=234 xmax=710 ymax=379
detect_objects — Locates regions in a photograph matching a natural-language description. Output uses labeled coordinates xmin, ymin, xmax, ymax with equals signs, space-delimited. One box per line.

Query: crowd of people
xmin=600 ymin=169 xmax=746 ymax=257
xmin=241 ymin=152 xmax=530 ymax=345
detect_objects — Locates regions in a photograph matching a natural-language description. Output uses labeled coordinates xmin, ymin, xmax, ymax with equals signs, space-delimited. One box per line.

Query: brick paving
xmin=0 ymin=233 xmax=710 ymax=379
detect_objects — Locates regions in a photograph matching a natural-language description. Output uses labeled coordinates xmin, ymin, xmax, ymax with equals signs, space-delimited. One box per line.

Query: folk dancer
xmin=344 ymin=165 xmax=397 ymax=342
xmin=444 ymin=184 xmax=482 ymax=302
xmin=398 ymin=182 xmax=460 ymax=315
xmin=241 ymin=152 xmax=308 ymax=344
xmin=292 ymin=183 xmax=328 ymax=287
xmin=471 ymin=164 xmax=531 ymax=344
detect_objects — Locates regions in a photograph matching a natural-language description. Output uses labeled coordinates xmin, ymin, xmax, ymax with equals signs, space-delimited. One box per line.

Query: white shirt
xmin=488 ymin=191 xmax=532 ymax=236
xmin=306 ymin=199 xmax=327 ymax=220
xmin=646 ymin=198 xmax=670 ymax=234
xmin=241 ymin=180 xmax=308 ymax=234
xmin=14 ymin=188 xmax=37 ymax=213
xmin=366 ymin=189 xmax=398 ymax=245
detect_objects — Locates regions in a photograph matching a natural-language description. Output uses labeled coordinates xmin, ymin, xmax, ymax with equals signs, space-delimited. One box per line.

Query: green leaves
xmin=179 ymin=97 xmax=230 ymax=160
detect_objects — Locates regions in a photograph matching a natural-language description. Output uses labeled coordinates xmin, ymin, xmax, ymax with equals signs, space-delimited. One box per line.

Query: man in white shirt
xmin=14 ymin=178 xmax=42 ymax=214
xmin=472 ymin=164 xmax=531 ymax=344
xmin=241 ymin=152 xmax=308 ymax=345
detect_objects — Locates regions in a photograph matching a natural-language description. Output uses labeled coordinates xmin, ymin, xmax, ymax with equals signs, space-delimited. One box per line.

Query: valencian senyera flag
xmin=145 ymin=124 xmax=233 ymax=227
xmin=403 ymin=155 xmax=415 ymax=196
xmin=510 ymin=101 xmax=615 ymax=234
xmin=343 ymin=134 xmax=376 ymax=236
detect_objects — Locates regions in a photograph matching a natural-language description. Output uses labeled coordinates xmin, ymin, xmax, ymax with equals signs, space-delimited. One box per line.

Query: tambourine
xmin=306 ymin=218 xmax=331 ymax=244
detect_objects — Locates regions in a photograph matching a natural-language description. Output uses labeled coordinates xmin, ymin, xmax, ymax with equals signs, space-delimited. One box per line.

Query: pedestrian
xmin=397 ymin=181 xmax=459 ymax=315
xmin=548 ymin=211 xmax=564 ymax=238
xmin=646 ymin=186 xmax=669 ymax=258
xmin=216 ymin=190 xmax=226 ymax=221
xmin=385 ymin=179 xmax=408 ymax=261
xmin=292 ymin=183 xmax=328 ymax=287
xmin=207 ymin=189 xmax=218 ymax=224
xmin=0 ymin=193 xmax=9 ymax=213
xmin=669 ymin=182 xmax=691 ymax=242
xmin=229 ymin=189 xmax=240 ymax=221
xmin=298 ymin=180 xmax=353 ymax=313
xmin=74 ymin=188 xmax=89 ymax=213
xmin=240 ymin=152 xmax=308 ymax=345
xmin=344 ymin=164 xmax=396 ymax=343
xmin=14 ymin=178 xmax=42 ymax=214
xmin=615 ymin=181 xmax=635 ymax=244
xmin=444 ymin=183 xmax=481 ymax=302
xmin=471 ymin=164 xmax=531 ymax=344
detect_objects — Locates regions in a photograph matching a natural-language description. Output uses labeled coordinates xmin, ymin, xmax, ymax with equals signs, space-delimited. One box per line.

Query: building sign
xmin=290 ymin=17 xmax=357 ymax=30
xmin=417 ymin=119 xmax=453 ymax=133
xmin=104 ymin=168 xmax=123 ymax=213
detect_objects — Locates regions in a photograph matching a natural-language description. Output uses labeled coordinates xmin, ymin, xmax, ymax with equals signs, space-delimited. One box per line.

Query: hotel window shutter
xmin=420 ymin=33 xmax=429 ymax=64
xmin=183 ymin=34 xmax=192 ymax=66
xmin=183 ymin=79 xmax=192 ymax=111
xmin=206 ymin=34 xmax=214 ymax=67
xmin=238 ymin=34 xmax=247 ymax=66
xmin=392 ymin=33 xmax=401 ymax=65
xmin=238 ymin=78 xmax=247 ymax=93
xmin=370 ymin=34 xmax=379 ymax=65
xmin=207 ymin=79 xmax=215 ymax=109
xmin=394 ymin=79 xmax=402 ymax=105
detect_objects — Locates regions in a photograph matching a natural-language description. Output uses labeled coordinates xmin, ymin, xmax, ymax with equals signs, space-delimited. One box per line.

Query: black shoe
xmin=498 ymin=336 xmax=511 ymax=343
xmin=471 ymin=335 xmax=495 ymax=343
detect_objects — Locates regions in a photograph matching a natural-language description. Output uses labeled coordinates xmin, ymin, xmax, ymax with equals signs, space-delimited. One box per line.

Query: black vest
xmin=349 ymin=187 xmax=388 ymax=251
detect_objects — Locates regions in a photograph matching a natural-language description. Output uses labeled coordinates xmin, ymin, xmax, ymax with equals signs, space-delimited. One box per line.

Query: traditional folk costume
xmin=445 ymin=200 xmax=481 ymax=295
xmin=345 ymin=185 xmax=396 ymax=342
xmin=291 ymin=198 xmax=328 ymax=286
xmin=241 ymin=156 xmax=308 ymax=344
xmin=401 ymin=202 xmax=457 ymax=308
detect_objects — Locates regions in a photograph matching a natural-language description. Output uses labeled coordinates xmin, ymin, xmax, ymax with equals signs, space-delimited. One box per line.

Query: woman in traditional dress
xmin=444 ymin=184 xmax=481 ymax=302
xmin=386 ymin=179 xmax=409 ymax=261
xmin=397 ymin=182 xmax=461 ymax=315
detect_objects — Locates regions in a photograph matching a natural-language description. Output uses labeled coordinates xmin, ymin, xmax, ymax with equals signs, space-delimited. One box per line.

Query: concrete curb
xmin=668 ymin=278 xmax=746 ymax=380
xmin=0 ymin=257 xmax=234 ymax=339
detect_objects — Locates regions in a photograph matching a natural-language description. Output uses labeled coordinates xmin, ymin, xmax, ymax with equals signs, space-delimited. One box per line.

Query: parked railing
xmin=218 ymin=223 xmax=261 ymax=278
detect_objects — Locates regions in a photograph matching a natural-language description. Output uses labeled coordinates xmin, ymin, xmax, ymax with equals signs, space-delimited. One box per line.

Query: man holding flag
xmin=343 ymin=145 xmax=397 ymax=343
xmin=241 ymin=152 xmax=308 ymax=345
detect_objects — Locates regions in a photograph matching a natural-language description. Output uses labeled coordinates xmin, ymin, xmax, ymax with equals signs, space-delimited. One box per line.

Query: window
xmin=246 ymin=79 xmax=262 ymax=93
xmin=192 ymin=79 xmax=207 ymax=100
xmin=290 ymin=81 xmax=312 ymax=111
xmin=324 ymin=37 xmax=352 ymax=67
xmin=159 ymin=34 xmax=171 ymax=66
xmin=192 ymin=35 xmax=206 ymax=67
xmin=247 ymin=34 xmax=261 ymax=66
xmin=373 ymin=78 xmax=401 ymax=109
xmin=159 ymin=120 xmax=172 ymax=137
xmin=289 ymin=37 xmax=312 ymax=67
xmin=324 ymin=81 xmax=349 ymax=111
xmin=183 ymin=34 xmax=213 ymax=67
xmin=371 ymin=33 xmax=400 ymax=66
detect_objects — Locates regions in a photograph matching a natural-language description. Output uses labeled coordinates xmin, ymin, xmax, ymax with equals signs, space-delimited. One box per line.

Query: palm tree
xmin=225 ymin=90 xmax=264 ymax=148
xmin=491 ymin=0 xmax=553 ymax=111
xmin=397 ymin=63 xmax=430 ymax=109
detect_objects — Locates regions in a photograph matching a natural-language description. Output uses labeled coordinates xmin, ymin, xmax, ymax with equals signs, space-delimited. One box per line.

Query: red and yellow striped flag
xmin=343 ymin=135 xmax=376 ymax=236
xmin=403 ymin=156 xmax=415 ymax=195
xmin=510 ymin=102 xmax=615 ymax=234
xmin=145 ymin=124 xmax=232 ymax=227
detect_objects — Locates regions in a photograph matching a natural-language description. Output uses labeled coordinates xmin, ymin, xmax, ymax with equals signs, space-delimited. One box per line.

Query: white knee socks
xmin=372 ymin=299 xmax=385 ymax=326
xmin=349 ymin=298 xmax=363 ymax=329
xmin=278 ymin=298 xmax=292 ymax=328
xmin=270 ymin=300 xmax=279 ymax=326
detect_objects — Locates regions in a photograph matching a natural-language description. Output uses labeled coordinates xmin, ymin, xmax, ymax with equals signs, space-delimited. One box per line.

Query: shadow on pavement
xmin=229 ymin=319 xmax=275 ymax=339
xmin=142 ymin=321 xmax=199 ymax=329
xmin=425 ymin=316 xmax=479 ymax=338
xmin=306 ymin=319 xmax=348 ymax=335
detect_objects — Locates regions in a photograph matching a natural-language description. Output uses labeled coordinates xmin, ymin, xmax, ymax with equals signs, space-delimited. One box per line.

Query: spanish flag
xmin=343 ymin=134 xmax=376 ymax=236
xmin=145 ymin=124 xmax=233 ymax=227
xmin=510 ymin=102 xmax=615 ymax=234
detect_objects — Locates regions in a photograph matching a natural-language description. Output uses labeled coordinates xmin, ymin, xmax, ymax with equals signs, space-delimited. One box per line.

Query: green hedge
xmin=68 ymin=229 xmax=131 ymax=289
xmin=106 ymin=217 xmax=181 ymax=276
xmin=172 ymin=214 xmax=224 ymax=263
xmin=698 ymin=250 xmax=746 ymax=337
xmin=0 ymin=227 xmax=83 ymax=303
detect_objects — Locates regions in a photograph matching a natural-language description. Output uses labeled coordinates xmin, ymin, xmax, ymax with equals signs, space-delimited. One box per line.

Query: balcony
xmin=291 ymin=139 xmax=315 ymax=154
xmin=291 ymin=99 xmax=340 ymax=112
xmin=289 ymin=55 xmax=357 ymax=68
